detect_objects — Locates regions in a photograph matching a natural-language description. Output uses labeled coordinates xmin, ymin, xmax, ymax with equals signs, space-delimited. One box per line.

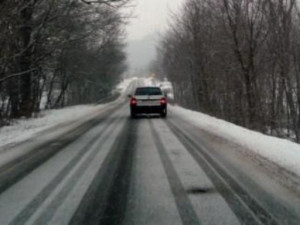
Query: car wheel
xmin=130 ymin=110 xmax=136 ymax=119
xmin=161 ymin=110 xmax=167 ymax=118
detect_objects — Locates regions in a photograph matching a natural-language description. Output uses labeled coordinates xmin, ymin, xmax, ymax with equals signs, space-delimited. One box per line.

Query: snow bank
xmin=0 ymin=105 xmax=102 ymax=148
xmin=170 ymin=105 xmax=300 ymax=177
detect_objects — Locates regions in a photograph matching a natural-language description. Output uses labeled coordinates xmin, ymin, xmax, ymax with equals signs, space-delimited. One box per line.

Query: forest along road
xmin=0 ymin=98 xmax=300 ymax=224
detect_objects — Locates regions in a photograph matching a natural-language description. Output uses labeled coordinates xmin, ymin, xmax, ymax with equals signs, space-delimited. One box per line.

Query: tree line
xmin=0 ymin=0 xmax=128 ymax=125
xmin=154 ymin=0 xmax=300 ymax=142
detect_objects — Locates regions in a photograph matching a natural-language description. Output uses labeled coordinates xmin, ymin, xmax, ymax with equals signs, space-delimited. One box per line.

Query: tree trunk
xmin=19 ymin=0 xmax=34 ymax=118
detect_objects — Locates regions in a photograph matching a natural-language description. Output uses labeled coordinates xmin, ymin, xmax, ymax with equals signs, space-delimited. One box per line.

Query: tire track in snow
xmin=30 ymin=116 xmax=126 ymax=225
xmin=9 ymin=108 xmax=123 ymax=225
xmin=0 ymin=102 xmax=122 ymax=197
xmin=149 ymin=120 xmax=201 ymax=225
xmin=99 ymin=118 xmax=137 ymax=225
xmin=69 ymin=118 xmax=137 ymax=225
xmin=166 ymin=119 xmax=280 ymax=225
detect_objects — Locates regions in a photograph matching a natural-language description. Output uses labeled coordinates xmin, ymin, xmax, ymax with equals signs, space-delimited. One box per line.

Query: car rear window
xmin=135 ymin=87 xmax=163 ymax=96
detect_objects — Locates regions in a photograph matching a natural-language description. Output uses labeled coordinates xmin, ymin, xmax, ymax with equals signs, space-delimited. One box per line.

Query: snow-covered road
xmin=0 ymin=80 xmax=299 ymax=225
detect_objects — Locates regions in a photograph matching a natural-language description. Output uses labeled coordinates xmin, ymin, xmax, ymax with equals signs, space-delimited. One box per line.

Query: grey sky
xmin=126 ymin=0 xmax=184 ymax=41
xmin=125 ymin=0 xmax=185 ymax=74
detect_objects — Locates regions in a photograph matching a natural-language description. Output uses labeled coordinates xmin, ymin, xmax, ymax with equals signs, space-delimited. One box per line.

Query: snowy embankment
xmin=0 ymin=105 xmax=103 ymax=148
xmin=0 ymin=77 xmax=136 ymax=149
xmin=170 ymin=105 xmax=300 ymax=177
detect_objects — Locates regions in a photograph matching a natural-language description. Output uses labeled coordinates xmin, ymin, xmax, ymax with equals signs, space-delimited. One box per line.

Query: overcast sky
xmin=126 ymin=0 xmax=185 ymax=41
xmin=125 ymin=0 xmax=185 ymax=74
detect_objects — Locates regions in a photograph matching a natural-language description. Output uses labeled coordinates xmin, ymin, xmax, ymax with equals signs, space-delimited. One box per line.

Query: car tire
xmin=130 ymin=110 xmax=136 ymax=119
xmin=161 ymin=110 xmax=167 ymax=118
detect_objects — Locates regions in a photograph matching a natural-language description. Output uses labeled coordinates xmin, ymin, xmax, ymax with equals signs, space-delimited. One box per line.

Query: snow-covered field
xmin=170 ymin=105 xmax=300 ymax=177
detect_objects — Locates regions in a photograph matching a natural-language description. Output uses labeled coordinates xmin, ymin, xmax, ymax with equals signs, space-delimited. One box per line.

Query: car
xmin=129 ymin=86 xmax=167 ymax=118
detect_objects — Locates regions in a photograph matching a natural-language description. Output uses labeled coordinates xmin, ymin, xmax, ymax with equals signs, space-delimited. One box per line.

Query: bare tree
xmin=0 ymin=0 xmax=129 ymax=123
xmin=157 ymin=0 xmax=300 ymax=142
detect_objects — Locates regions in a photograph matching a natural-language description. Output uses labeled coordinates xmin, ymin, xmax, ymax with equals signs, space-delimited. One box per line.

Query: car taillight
xmin=130 ymin=97 xmax=137 ymax=105
xmin=160 ymin=97 xmax=167 ymax=105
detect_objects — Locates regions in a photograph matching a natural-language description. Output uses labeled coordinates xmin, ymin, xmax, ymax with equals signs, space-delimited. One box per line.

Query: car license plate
xmin=137 ymin=101 xmax=160 ymax=106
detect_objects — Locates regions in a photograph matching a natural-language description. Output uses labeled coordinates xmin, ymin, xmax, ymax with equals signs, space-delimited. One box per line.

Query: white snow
xmin=0 ymin=105 xmax=103 ymax=148
xmin=0 ymin=77 xmax=134 ymax=149
xmin=115 ymin=77 xmax=137 ymax=93
xmin=170 ymin=105 xmax=300 ymax=177
xmin=143 ymin=77 xmax=156 ymax=86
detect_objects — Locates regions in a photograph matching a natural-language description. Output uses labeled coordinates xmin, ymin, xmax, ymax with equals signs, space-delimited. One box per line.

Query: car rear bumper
xmin=131 ymin=105 xmax=167 ymax=114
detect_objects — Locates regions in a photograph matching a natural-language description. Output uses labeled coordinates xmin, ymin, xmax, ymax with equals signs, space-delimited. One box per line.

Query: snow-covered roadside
xmin=170 ymin=105 xmax=300 ymax=177
xmin=0 ymin=77 xmax=136 ymax=149
xmin=115 ymin=77 xmax=137 ymax=93
xmin=0 ymin=105 xmax=103 ymax=148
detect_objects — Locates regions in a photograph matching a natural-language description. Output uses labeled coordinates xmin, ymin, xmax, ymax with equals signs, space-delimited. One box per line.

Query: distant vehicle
xmin=129 ymin=87 xmax=167 ymax=118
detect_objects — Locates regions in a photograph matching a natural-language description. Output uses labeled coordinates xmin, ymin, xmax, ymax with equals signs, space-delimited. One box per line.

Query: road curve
xmin=0 ymin=96 xmax=299 ymax=225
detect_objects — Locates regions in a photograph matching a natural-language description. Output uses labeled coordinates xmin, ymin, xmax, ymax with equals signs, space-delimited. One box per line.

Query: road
xmin=0 ymin=82 xmax=299 ymax=225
